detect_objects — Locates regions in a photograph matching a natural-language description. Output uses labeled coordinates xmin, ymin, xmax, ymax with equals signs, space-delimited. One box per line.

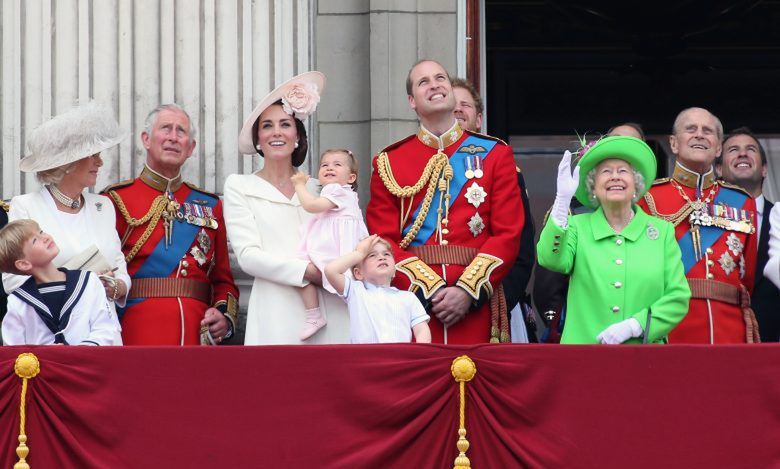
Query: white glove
xmin=551 ymin=150 xmax=580 ymax=228
xmin=597 ymin=318 xmax=643 ymax=344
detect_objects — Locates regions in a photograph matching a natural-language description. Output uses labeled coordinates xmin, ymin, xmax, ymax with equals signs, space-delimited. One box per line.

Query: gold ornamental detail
xmin=451 ymin=355 xmax=477 ymax=469
xmin=13 ymin=353 xmax=41 ymax=469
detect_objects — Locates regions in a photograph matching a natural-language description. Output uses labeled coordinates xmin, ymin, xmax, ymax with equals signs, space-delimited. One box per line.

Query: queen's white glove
xmin=597 ymin=318 xmax=643 ymax=344
xmin=551 ymin=150 xmax=580 ymax=228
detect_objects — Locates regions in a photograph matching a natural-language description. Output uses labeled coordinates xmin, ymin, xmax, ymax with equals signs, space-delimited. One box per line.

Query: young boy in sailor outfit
xmin=325 ymin=235 xmax=431 ymax=344
xmin=0 ymin=219 xmax=121 ymax=345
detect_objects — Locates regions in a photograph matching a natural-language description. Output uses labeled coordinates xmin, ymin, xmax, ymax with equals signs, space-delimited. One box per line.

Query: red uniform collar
xmin=672 ymin=161 xmax=717 ymax=190
xmin=416 ymin=121 xmax=463 ymax=150
xmin=139 ymin=165 xmax=183 ymax=192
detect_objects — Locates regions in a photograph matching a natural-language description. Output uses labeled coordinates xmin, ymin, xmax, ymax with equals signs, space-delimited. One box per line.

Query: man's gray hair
xmin=585 ymin=166 xmax=646 ymax=207
xmin=671 ymin=107 xmax=723 ymax=140
xmin=143 ymin=103 xmax=196 ymax=138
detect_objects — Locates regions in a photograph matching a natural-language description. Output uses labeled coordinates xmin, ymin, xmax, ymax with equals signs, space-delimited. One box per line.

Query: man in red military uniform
xmin=104 ymin=104 xmax=238 ymax=345
xmin=367 ymin=60 xmax=524 ymax=344
xmin=639 ymin=107 xmax=760 ymax=343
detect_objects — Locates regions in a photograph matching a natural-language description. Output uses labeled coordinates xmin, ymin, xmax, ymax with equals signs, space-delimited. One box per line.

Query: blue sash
xmin=679 ymin=187 xmax=749 ymax=274
xmin=126 ymin=190 xmax=217 ymax=307
xmin=403 ymin=135 xmax=497 ymax=246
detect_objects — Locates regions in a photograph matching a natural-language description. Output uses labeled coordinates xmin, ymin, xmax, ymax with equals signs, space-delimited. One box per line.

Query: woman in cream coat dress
xmin=225 ymin=72 xmax=348 ymax=345
xmin=3 ymin=103 xmax=129 ymax=342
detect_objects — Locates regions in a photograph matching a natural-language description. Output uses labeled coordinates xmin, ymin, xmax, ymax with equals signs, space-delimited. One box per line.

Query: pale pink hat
xmin=238 ymin=71 xmax=326 ymax=155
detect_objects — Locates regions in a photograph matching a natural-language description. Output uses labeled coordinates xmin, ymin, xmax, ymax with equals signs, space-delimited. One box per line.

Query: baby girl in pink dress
xmin=291 ymin=149 xmax=369 ymax=340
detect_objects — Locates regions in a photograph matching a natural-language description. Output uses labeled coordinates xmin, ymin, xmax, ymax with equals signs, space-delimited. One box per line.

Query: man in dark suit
xmin=717 ymin=127 xmax=779 ymax=342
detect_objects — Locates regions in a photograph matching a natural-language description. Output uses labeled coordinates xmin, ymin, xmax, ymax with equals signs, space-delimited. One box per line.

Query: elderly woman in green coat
xmin=537 ymin=136 xmax=690 ymax=344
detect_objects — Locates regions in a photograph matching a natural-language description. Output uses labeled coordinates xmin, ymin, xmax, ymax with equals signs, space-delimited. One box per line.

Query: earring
xmin=294 ymin=141 xmax=299 ymax=149
xmin=255 ymin=144 xmax=262 ymax=151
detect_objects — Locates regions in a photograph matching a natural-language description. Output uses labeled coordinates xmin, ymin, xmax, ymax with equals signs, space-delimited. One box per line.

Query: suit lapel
xmin=755 ymin=199 xmax=773 ymax=284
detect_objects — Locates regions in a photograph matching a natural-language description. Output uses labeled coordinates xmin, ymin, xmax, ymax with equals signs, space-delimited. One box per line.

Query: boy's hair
xmin=321 ymin=148 xmax=359 ymax=190
xmin=351 ymin=237 xmax=394 ymax=276
xmin=0 ymin=219 xmax=40 ymax=275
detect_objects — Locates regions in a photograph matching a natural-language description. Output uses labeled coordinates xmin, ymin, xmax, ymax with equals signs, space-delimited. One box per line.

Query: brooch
xmin=646 ymin=224 xmax=659 ymax=240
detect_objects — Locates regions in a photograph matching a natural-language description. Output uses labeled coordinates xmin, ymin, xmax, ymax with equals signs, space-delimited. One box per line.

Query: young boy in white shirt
xmin=325 ymin=234 xmax=431 ymax=343
xmin=0 ymin=219 xmax=120 ymax=345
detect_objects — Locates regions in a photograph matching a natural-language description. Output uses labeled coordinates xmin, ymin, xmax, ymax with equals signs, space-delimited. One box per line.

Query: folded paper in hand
xmin=62 ymin=245 xmax=113 ymax=273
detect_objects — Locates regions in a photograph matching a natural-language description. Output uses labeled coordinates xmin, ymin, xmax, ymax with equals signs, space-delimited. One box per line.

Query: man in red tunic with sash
xmin=367 ymin=60 xmax=524 ymax=344
xmin=639 ymin=107 xmax=759 ymax=343
xmin=104 ymin=104 xmax=238 ymax=345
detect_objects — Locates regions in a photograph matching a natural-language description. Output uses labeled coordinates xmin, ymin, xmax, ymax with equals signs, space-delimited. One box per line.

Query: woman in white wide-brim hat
xmin=224 ymin=71 xmax=349 ymax=345
xmin=3 ymin=102 xmax=131 ymax=343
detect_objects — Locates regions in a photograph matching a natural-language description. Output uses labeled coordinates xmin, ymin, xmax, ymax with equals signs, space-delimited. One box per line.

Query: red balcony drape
xmin=1 ymin=344 xmax=778 ymax=468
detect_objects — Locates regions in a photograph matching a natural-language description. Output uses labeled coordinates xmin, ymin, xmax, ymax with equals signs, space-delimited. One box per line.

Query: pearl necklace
xmin=48 ymin=185 xmax=82 ymax=209
xmin=608 ymin=209 xmax=635 ymax=233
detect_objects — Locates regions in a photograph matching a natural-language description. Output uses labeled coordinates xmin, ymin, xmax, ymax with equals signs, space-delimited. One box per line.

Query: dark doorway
xmin=485 ymin=0 xmax=780 ymax=139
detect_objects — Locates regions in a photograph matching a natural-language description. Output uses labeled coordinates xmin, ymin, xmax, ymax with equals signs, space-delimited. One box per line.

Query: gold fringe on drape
xmin=451 ymin=355 xmax=476 ymax=469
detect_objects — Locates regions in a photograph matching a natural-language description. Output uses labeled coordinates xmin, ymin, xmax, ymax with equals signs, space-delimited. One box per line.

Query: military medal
xmin=473 ymin=156 xmax=484 ymax=179
xmin=190 ymin=245 xmax=207 ymax=266
xmin=718 ymin=251 xmax=736 ymax=276
xmin=162 ymin=192 xmax=181 ymax=248
xmin=468 ymin=213 xmax=485 ymax=237
xmin=464 ymin=158 xmax=475 ymax=179
xmin=725 ymin=233 xmax=744 ymax=256
xmin=198 ymin=228 xmax=212 ymax=254
xmin=465 ymin=182 xmax=487 ymax=208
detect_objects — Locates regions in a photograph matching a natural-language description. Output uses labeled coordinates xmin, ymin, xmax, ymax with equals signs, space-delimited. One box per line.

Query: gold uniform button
xmin=477 ymin=261 xmax=483 ymax=266
xmin=442 ymin=228 xmax=449 ymax=235
xmin=612 ymin=306 xmax=620 ymax=313
xmin=707 ymin=273 xmax=714 ymax=279
xmin=707 ymin=260 xmax=714 ymax=267
xmin=181 ymin=269 xmax=188 ymax=277
xmin=614 ymin=281 xmax=622 ymax=289
xmin=441 ymin=240 xmax=449 ymax=245
xmin=706 ymin=248 xmax=714 ymax=254
xmin=615 ymin=259 xmax=623 ymax=265
xmin=182 ymin=260 xmax=190 ymax=268
xmin=467 ymin=274 xmax=474 ymax=280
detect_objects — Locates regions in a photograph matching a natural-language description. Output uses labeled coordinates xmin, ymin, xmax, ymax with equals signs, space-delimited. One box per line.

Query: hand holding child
xmin=290 ymin=171 xmax=310 ymax=187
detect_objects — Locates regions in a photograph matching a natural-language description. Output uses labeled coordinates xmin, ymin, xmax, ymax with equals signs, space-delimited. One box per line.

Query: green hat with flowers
xmin=574 ymin=135 xmax=657 ymax=208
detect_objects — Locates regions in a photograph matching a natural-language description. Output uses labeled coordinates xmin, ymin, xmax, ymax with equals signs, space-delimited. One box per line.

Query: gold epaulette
xmin=651 ymin=177 xmax=671 ymax=186
xmin=717 ymin=180 xmax=752 ymax=198
xmin=0 ymin=200 xmax=9 ymax=213
xmin=456 ymin=254 xmax=503 ymax=300
xmin=100 ymin=178 xmax=135 ymax=194
xmin=376 ymin=134 xmax=416 ymax=155
xmin=395 ymin=257 xmax=445 ymax=299
xmin=464 ymin=130 xmax=507 ymax=146
xmin=184 ymin=182 xmax=220 ymax=199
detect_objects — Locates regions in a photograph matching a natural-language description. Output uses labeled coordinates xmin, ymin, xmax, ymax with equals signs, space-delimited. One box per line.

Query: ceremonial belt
xmin=409 ymin=245 xmax=510 ymax=343
xmin=129 ymin=278 xmax=211 ymax=304
xmin=687 ymin=279 xmax=761 ymax=343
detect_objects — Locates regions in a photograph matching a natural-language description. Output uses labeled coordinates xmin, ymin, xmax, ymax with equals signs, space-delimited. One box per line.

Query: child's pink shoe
xmin=300 ymin=308 xmax=327 ymax=340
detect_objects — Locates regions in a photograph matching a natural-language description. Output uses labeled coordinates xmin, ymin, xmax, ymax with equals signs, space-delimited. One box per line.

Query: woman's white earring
xmin=255 ymin=144 xmax=262 ymax=151
xmin=294 ymin=141 xmax=299 ymax=149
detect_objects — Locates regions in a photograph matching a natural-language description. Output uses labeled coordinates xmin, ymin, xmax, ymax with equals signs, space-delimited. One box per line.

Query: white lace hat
xmin=238 ymin=71 xmax=326 ymax=155
xmin=20 ymin=101 xmax=128 ymax=173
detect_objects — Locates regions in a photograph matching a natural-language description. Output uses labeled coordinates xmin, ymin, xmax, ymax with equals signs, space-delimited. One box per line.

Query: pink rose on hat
xmin=281 ymin=82 xmax=320 ymax=119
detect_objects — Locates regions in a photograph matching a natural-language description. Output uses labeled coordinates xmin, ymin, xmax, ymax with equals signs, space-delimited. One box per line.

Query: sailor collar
xmin=417 ymin=121 xmax=463 ymax=150
xmin=672 ymin=161 xmax=716 ymax=190
xmin=140 ymin=165 xmax=183 ymax=192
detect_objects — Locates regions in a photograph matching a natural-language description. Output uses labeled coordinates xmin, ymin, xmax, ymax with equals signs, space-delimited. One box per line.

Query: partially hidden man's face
xmin=407 ymin=61 xmax=455 ymax=119
xmin=453 ymin=86 xmax=482 ymax=132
